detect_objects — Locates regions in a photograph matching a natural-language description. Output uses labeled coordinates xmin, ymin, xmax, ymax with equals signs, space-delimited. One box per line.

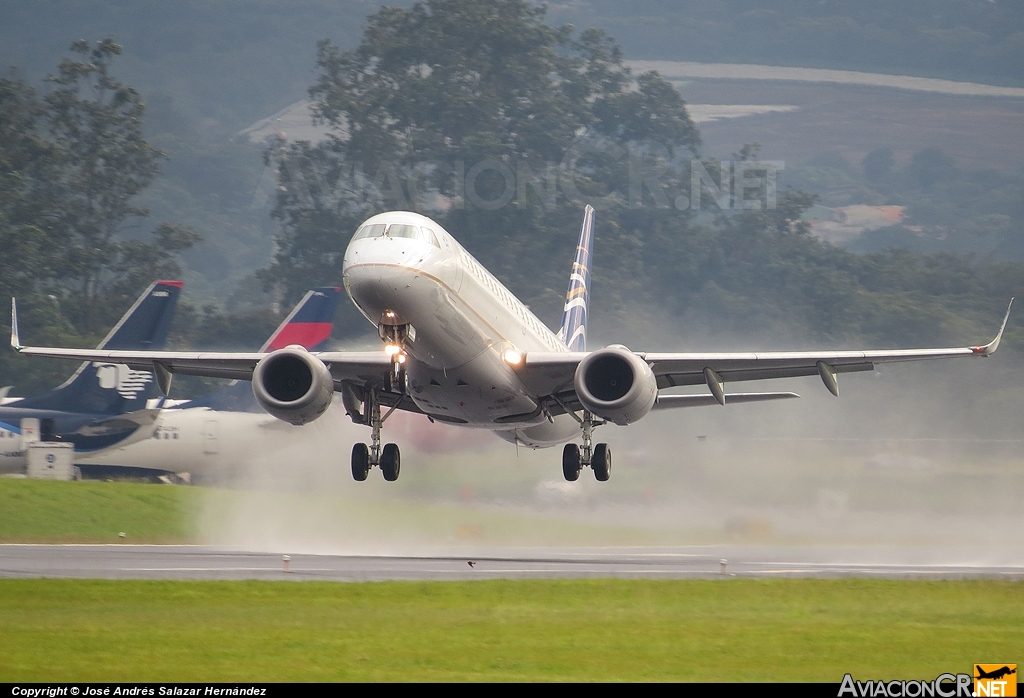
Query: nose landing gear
xmin=349 ymin=313 xmax=414 ymax=483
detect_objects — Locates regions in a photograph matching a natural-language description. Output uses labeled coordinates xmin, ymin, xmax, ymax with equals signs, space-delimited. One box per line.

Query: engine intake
xmin=252 ymin=347 xmax=334 ymax=425
xmin=574 ymin=346 xmax=656 ymax=425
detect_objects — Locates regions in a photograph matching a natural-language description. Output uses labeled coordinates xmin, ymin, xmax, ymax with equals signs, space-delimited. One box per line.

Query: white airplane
xmin=11 ymin=206 xmax=1013 ymax=483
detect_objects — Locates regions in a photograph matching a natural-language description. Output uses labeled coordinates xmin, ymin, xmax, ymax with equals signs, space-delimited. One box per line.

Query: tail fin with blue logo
xmin=12 ymin=280 xmax=183 ymax=414
xmin=558 ymin=205 xmax=594 ymax=352
xmin=184 ymin=286 xmax=343 ymax=412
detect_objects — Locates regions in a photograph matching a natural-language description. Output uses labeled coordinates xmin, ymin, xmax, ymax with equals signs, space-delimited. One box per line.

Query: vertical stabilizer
xmin=14 ymin=280 xmax=183 ymax=414
xmin=558 ymin=205 xmax=595 ymax=351
xmin=261 ymin=287 xmax=343 ymax=352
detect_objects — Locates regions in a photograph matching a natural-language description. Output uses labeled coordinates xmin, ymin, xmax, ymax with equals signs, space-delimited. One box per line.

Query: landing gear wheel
xmin=351 ymin=443 xmax=370 ymax=481
xmin=592 ymin=443 xmax=611 ymax=482
xmin=562 ymin=443 xmax=581 ymax=482
xmin=381 ymin=442 xmax=401 ymax=481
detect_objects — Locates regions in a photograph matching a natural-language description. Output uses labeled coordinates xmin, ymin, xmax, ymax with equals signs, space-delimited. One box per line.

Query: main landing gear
xmin=351 ymin=388 xmax=403 ymax=482
xmin=351 ymin=442 xmax=401 ymax=481
xmin=561 ymin=410 xmax=611 ymax=482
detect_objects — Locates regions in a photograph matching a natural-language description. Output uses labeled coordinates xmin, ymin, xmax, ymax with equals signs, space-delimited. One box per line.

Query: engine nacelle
xmin=252 ymin=347 xmax=334 ymax=425
xmin=573 ymin=346 xmax=657 ymax=426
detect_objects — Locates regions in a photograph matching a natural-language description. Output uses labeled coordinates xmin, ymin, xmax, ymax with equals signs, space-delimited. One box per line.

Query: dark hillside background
xmin=1 ymin=1 xmax=1021 ymax=137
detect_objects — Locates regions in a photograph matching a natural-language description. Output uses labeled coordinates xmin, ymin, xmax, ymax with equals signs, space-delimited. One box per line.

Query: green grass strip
xmin=0 ymin=578 xmax=1020 ymax=681
xmin=0 ymin=478 xmax=199 ymax=543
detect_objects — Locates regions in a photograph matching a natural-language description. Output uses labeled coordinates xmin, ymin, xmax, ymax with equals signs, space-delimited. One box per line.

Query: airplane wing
xmin=7 ymin=345 xmax=392 ymax=387
xmin=519 ymin=299 xmax=1013 ymax=411
xmin=11 ymin=299 xmax=1012 ymax=416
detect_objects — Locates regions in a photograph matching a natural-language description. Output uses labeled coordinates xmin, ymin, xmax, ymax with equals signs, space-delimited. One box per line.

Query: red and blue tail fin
xmin=13 ymin=280 xmax=183 ymax=414
xmin=261 ymin=287 xmax=343 ymax=352
xmin=558 ymin=205 xmax=594 ymax=351
xmin=183 ymin=287 xmax=342 ymax=412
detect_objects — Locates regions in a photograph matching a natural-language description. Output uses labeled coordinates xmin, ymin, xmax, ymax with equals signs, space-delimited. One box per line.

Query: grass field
xmin=2 ymin=477 xmax=1019 ymax=681
xmin=0 ymin=578 xmax=1020 ymax=681
xmin=0 ymin=477 xmax=201 ymax=543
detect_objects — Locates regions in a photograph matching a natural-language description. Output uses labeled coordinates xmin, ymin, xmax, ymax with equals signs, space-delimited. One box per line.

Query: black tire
xmin=562 ymin=443 xmax=581 ymax=482
xmin=351 ymin=443 xmax=370 ymax=481
xmin=593 ymin=443 xmax=611 ymax=482
xmin=381 ymin=442 xmax=401 ymax=481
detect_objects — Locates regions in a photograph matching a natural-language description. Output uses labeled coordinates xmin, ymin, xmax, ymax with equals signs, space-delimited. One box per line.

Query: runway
xmin=2 ymin=544 xmax=1023 ymax=581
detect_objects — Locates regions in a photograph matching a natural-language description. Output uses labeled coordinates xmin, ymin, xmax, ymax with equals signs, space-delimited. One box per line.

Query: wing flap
xmin=654 ymin=392 xmax=800 ymax=409
xmin=655 ymin=361 xmax=875 ymax=389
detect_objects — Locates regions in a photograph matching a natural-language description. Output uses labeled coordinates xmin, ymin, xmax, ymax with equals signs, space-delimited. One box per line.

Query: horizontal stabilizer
xmin=653 ymin=392 xmax=800 ymax=410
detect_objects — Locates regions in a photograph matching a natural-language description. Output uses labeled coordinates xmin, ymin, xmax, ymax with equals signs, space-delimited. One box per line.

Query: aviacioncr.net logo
xmin=839 ymin=673 xmax=973 ymax=697
xmin=974 ymin=665 xmax=1017 ymax=697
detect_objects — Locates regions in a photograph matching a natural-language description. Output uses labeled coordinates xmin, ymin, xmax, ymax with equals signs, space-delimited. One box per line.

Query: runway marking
xmin=0 ymin=543 xmax=211 ymax=547
xmin=125 ymin=567 xmax=295 ymax=572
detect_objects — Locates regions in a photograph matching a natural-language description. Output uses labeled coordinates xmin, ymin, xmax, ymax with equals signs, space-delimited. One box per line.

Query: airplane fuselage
xmin=342 ymin=211 xmax=578 ymax=447
xmin=73 ymin=405 xmax=324 ymax=478
xmin=0 ymin=406 xmax=152 ymax=472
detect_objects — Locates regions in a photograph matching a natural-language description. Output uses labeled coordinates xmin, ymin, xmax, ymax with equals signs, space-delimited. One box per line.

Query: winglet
xmin=10 ymin=298 xmax=20 ymax=351
xmin=972 ymin=298 xmax=1013 ymax=356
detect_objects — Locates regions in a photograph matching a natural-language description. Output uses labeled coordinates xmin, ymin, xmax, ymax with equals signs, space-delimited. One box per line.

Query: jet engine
xmin=252 ymin=347 xmax=334 ymax=425
xmin=573 ymin=346 xmax=657 ymax=425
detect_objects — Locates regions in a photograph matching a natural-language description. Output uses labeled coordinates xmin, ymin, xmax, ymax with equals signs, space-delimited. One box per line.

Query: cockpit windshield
xmin=352 ymin=222 xmax=441 ymax=247
xmin=387 ymin=224 xmax=420 ymax=240
xmin=353 ymin=223 xmax=386 ymax=240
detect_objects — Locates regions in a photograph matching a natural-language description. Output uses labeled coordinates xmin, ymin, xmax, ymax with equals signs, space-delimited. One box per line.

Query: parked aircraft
xmin=12 ymin=208 xmax=1013 ymax=483
xmin=0 ymin=280 xmax=182 ymax=473
xmin=74 ymin=287 xmax=342 ymax=480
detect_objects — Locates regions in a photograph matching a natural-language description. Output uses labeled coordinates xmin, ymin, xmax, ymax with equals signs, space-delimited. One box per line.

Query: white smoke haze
xmin=193 ymin=330 xmax=1024 ymax=567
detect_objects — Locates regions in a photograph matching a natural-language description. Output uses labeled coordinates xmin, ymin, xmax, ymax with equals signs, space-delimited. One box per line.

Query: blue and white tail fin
xmin=558 ymin=205 xmax=594 ymax=352
xmin=13 ymin=280 xmax=183 ymax=414
xmin=183 ymin=286 xmax=343 ymax=412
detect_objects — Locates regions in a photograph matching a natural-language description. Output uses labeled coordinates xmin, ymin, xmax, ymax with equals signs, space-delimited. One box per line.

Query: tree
xmin=43 ymin=39 xmax=198 ymax=332
xmin=264 ymin=0 xmax=1020 ymax=350
xmin=0 ymin=73 xmax=59 ymax=302
xmin=264 ymin=0 xmax=700 ymax=332
xmin=0 ymin=41 xmax=200 ymax=394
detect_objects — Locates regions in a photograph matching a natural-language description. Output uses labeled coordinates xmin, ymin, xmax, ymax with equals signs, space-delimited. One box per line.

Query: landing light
xmin=397 ymin=353 xmax=407 ymax=364
xmin=503 ymin=349 xmax=524 ymax=366
xmin=384 ymin=344 xmax=402 ymax=355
